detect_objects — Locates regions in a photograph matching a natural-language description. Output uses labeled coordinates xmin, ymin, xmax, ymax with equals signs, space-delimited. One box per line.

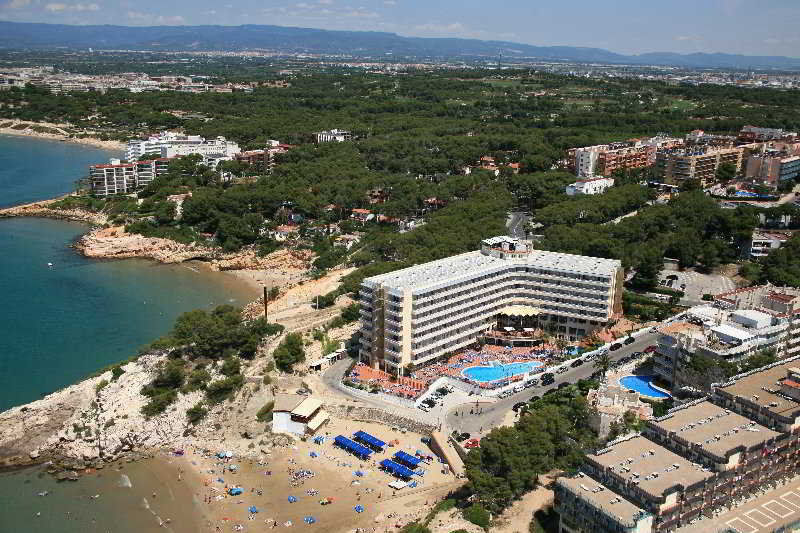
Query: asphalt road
xmin=444 ymin=331 xmax=660 ymax=436
xmin=507 ymin=211 xmax=531 ymax=239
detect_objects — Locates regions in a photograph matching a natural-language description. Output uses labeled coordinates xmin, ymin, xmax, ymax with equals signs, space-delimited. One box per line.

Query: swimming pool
xmin=462 ymin=361 xmax=543 ymax=383
xmin=620 ymin=375 xmax=671 ymax=399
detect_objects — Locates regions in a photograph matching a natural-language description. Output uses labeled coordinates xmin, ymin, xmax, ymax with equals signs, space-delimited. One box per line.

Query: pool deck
xmin=460 ymin=360 xmax=544 ymax=383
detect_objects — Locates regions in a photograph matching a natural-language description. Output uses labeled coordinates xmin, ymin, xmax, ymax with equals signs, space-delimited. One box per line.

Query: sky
xmin=1 ymin=0 xmax=800 ymax=58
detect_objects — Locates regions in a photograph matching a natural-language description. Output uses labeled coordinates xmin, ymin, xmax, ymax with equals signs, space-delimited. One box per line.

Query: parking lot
xmin=658 ymin=269 xmax=737 ymax=304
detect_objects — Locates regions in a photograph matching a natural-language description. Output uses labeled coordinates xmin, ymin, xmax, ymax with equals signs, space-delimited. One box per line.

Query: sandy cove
xmin=0 ymin=120 xmax=126 ymax=151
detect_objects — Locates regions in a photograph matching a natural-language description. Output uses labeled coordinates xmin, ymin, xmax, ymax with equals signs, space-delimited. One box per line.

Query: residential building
xmin=358 ymin=236 xmax=623 ymax=373
xmin=738 ymin=125 xmax=798 ymax=143
xmin=557 ymin=376 xmax=800 ymax=533
xmin=126 ymin=131 xmax=240 ymax=162
xmin=89 ymin=157 xmax=171 ymax=196
xmin=314 ymin=129 xmax=352 ymax=143
xmin=566 ymin=176 xmax=616 ymax=196
xmin=653 ymin=286 xmax=800 ymax=389
xmin=567 ymin=137 xmax=682 ymax=178
xmin=655 ymin=146 xmax=745 ymax=187
xmin=745 ymin=151 xmax=800 ymax=186
xmin=234 ymin=142 xmax=290 ymax=173
xmin=350 ymin=208 xmax=373 ymax=223
xmin=588 ymin=383 xmax=654 ymax=438
xmin=747 ymin=231 xmax=792 ymax=259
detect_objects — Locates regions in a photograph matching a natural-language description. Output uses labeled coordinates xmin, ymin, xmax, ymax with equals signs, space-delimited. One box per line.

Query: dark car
xmin=570 ymin=358 xmax=584 ymax=368
xmin=624 ymin=336 xmax=635 ymax=345
xmin=557 ymin=382 xmax=570 ymax=389
xmin=512 ymin=401 xmax=527 ymax=412
xmin=644 ymin=345 xmax=657 ymax=353
xmin=541 ymin=372 xmax=555 ymax=381
xmin=610 ymin=343 xmax=622 ymax=351
xmin=541 ymin=376 xmax=555 ymax=386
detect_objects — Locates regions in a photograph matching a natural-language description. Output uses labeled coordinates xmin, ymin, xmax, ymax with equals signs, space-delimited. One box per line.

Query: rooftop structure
xmin=588 ymin=383 xmax=654 ymax=438
xmin=359 ymin=236 xmax=623 ymax=372
xmin=655 ymin=146 xmax=745 ymax=187
xmin=555 ymin=474 xmax=652 ymax=533
xmin=645 ymin=400 xmax=780 ymax=470
xmin=715 ymin=358 xmax=800 ymax=432
xmin=586 ymin=436 xmax=713 ymax=504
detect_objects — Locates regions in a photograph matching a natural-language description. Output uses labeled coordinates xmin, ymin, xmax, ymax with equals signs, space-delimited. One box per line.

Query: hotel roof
xmin=589 ymin=436 xmax=712 ymax=500
xmin=649 ymin=401 xmax=779 ymax=460
xmin=557 ymin=475 xmax=647 ymax=527
xmin=364 ymin=245 xmax=621 ymax=293
xmin=718 ymin=360 xmax=800 ymax=421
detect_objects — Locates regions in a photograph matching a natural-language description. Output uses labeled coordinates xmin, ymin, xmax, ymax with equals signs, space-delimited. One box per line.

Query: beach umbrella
xmin=288 ymin=495 xmax=298 ymax=503
xmin=249 ymin=506 xmax=259 ymax=513
xmin=224 ymin=451 xmax=234 ymax=458
xmin=354 ymin=505 xmax=364 ymax=513
xmin=354 ymin=470 xmax=364 ymax=477
xmin=310 ymin=451 xmax=318 ymax=458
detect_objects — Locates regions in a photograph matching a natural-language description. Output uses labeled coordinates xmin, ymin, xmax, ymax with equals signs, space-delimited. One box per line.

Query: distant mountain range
xmin=2 ymin=21 xmax=800 ymax=70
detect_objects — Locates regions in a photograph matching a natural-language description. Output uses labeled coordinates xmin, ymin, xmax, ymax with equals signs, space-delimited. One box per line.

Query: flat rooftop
xmin=589 ymin=436 xmax=713 ymax=500
xmin=718 ymin=361 xmax=800 ymax=421
xmin=558 ymin=474 xmax=646 ymax=526
xmin=364 ymin=246 xmax=621 ymax=293
xmin=650 ymin=401 xmax=779 ymax=460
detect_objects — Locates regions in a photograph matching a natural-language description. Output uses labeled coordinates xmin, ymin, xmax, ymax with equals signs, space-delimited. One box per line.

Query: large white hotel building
xmin=358 ymin=236 xmax=624 ymax=373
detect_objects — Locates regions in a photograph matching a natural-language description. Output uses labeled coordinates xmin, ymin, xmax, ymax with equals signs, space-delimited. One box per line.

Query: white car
xmin=513 ymin=384 xmax=525 ymax=393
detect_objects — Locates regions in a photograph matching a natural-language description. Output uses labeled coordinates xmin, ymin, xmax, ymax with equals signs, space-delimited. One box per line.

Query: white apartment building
xmin=126 ymin=132 xmax=240 ymax=162
xmin=314 ymin=129 xmax=352 ymax=143
xmin=653 ymin=286 xmax=800 ymax=388
xmin=566 ymin=176 xmax=615 ymax=196
xmin=89 ymin=158 xmax=171 ymax=196
xmin=358 ymin=236 xmax=623 ymax=373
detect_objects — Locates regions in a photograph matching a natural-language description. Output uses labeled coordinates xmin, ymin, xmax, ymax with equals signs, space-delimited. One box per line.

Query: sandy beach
xmin=0 ymin=120 xmax=125 ymax=151
xmin=170 ymin=418 xmax=461 ymax=533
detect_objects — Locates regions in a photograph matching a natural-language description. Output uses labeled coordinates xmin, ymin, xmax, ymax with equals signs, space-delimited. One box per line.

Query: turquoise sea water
xmin=0 ymin=135 xmax=253 ymax=531
xmin=620 ymin=375 xmax=671 ymax=399
xmin=0 ymin=134 xmax=253 ymax=410
xmin=461 ymin=361 xmax=543 ymax=383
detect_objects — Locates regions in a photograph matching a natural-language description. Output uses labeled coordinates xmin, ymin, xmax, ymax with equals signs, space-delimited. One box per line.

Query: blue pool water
xmin=462 ymin=361 xmax=543 ymax=382
xmin=620 ymin=375 xmax=671 ymax=399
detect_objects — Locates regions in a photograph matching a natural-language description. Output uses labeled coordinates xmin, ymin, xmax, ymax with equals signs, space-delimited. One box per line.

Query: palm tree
xmin=594 ymin=352 xmax=612 ymax=381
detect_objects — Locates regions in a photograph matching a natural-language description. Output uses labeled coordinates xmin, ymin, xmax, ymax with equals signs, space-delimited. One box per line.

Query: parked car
xmin=418 ymin=404 xmax=430 ymax=412
xmin=541 ymin=372 xmax=554 ymax=381
xmin=570 ymin=359 xmax=584 ymax=368
xmin=541 ymin=376 xmax=555 ymax=386
xmin=512 ymin=402 xmax=527 ymax=412
xmin=557 ymin=382 xmax=570 ymax=389
xmin=610 ymin=343 xmax=622 ymax=351
xmin=513 ymin=384 xmax=525 ymax=393
xmin=624 ymin=336 xmax=635 ymax=345
xmin=644 ymin=345 xmax=657 ymax=353
xmin=524 ymin=379 xmax=538 ymax=388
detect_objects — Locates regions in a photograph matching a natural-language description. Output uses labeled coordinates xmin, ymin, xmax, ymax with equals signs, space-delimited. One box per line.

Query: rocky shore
xmin=0 ymin=196 xmax=109 ymax=225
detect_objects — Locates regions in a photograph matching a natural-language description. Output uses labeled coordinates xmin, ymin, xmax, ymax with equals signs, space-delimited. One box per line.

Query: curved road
xmin=445 ymin=331 xmax=660 ymax=435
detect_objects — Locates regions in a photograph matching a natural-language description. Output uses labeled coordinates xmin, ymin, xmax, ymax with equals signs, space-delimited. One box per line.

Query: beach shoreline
xmin=0 ymin=121 xmax=126 ymax=151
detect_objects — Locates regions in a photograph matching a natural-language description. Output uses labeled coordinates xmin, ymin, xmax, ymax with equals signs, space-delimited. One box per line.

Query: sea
xmin=0 ymin=134 xmax=252 ymax=531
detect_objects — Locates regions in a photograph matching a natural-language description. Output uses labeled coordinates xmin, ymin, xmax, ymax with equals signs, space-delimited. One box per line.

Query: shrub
xmin=205 ymin=375 xmax=244 ymax=404
xmin=221 ymin=356 xmax=241 ymax=377
xmin=184 ymin=368 xmax=212 ymax=392
xmin=273 ymin=333 xmax=305 ymax=371
xmin=111 ymin=365 xmax=125 ymax=381
xmin=702 ymin=293 xmax=713 ymax=301
xmin=186 ymin=402 xmax=208 ymax=425
xmin=141 ymin=390 xmax=178 ymax=417
xmin=95 ymin=379 xmax=109 ymax=394
xmin=262 ymin=373 xmax=272 ymax=385
xmin=256 ymin=400 xmax=275 ymax=422
xmin=463 ymin=503 xmax=491 ymax=529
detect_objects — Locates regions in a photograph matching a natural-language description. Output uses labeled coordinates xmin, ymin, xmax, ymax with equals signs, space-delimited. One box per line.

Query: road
xmin=507 ymin=211 xmax=531 ymax=239
xmin=444 ymin=331 xmax=660 ymax=436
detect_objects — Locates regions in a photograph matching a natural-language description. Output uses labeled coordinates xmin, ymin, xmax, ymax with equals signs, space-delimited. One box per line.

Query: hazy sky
xmin=2 ymin=0 xmax=799 ymax=57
